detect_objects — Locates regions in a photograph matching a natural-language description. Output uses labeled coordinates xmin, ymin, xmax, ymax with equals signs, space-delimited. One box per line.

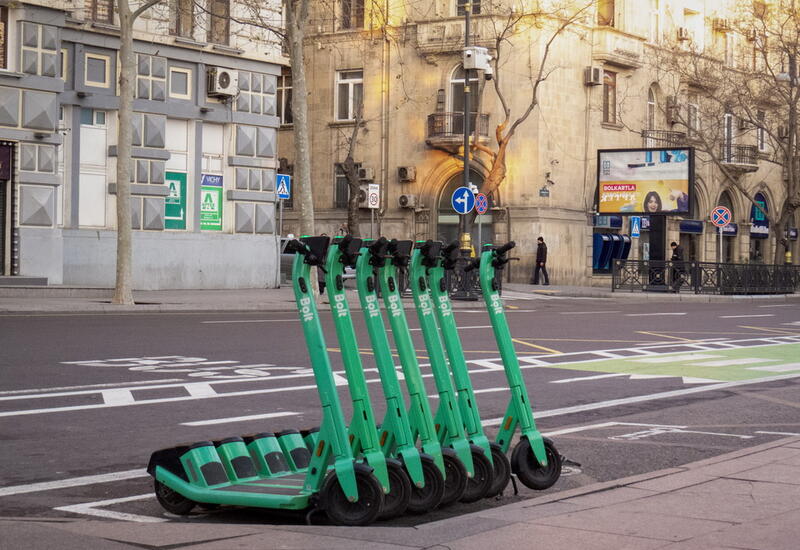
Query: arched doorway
xmin=749 ymin=191 xmax=770 ymax=262
xmin=436 ymin=169 xmax=494 ymax=251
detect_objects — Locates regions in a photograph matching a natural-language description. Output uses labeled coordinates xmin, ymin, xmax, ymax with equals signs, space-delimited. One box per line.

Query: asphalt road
xmin=1 ymin=293 xmax=799 ymax=527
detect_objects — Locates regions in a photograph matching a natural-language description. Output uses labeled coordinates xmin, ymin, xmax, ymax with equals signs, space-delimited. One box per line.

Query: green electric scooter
xmin=426 ymin=241 xmax=511 ymax=498
xmin=147 ymin=236 xmax=384 ymax=525
xmin=358 ymin=238 xmax=467 ymax=507
xmin=468 ymin=241 xmax=561 ymax=490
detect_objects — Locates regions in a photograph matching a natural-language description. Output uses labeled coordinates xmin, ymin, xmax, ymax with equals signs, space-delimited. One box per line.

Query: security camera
xmin=484 ymin=65 xmax=494 ymax=81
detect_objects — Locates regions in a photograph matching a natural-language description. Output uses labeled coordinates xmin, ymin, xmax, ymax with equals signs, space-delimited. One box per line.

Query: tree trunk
xmin=343 ymin=156 xmax=361 ymax=237
xmin=286 ymin=0 xmax=315 ymax=237
xmin=112 ymin=4 xmax=135 ymax=305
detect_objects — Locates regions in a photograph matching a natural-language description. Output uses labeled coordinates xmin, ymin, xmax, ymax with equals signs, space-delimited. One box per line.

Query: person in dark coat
xmin=530 ymin=236 xmax=550 ymax=285
xmin=670 ymin=241 xmax=685 ymax=291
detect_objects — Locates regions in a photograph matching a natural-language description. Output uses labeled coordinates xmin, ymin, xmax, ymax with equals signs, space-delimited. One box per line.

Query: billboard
xmin=597 ymin=148 xmax=693 ymax=215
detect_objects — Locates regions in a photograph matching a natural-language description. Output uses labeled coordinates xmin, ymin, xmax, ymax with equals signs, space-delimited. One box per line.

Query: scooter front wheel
xmin=511 ymin=437 xmax=561 ymax=491
xmin=485 ymin=442 xmax=511 ymax=498
xmin=378 ymin=458 xmax=411 ymax=520
xmin=154 ymin=480 xmax=195 ymax=515
xmin=440 ymin=448 xmax=468 ymax=506
xmin=459 ymin=446 xmax=493 ymax=503
xmin=321 ymin=466 xmax=384 ymax=526
xmin=406 ymin=454 xmax=444 ymax=514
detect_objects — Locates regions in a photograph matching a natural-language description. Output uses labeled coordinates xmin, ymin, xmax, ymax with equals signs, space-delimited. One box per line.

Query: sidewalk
xmin=3 ymin=436 xmax=799 ymax=549
xmin=1 ymin=282 xmax=797 ymax=313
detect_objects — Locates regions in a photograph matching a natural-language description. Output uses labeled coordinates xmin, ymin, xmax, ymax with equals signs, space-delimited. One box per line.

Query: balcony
xmin=642 ymin=130 xmax=687 ymax=148
xmin=414 ymin=17 xmax=495 ymax=55
xmin=721 ymin=144 xmax=759 ymax=172
xmin=593 ymin=27 xmax=645 ymax=69
xmin=426 ymin=112 xmax=490 ymax=152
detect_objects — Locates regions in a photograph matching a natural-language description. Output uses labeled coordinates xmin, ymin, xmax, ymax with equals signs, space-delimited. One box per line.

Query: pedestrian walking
xmin=530 ymin=236 xmax=550 ymax=285
xmin=670 ymin=241 xmax=685 ymax=292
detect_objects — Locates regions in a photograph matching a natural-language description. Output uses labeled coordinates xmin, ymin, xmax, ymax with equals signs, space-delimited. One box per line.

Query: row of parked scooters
xmin=148 ymin=236 xmax=561 ymax=525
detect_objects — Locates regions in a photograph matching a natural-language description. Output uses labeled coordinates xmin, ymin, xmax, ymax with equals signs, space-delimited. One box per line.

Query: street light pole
xmin=461 ymin=1 xmax=472 ymax=246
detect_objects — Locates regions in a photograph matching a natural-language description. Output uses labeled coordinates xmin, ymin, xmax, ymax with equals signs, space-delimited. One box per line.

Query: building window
xmin=602 ymin=70 xmax=617 ymax=124
xmin=649 ymin=0 xmax=660 ymax=43
xmin=757 ymin=110 xmax=766 ymax=152
xmin=723 ymin=32 xmax=735 ymax=67
xmin=80 ymin=108 xmax=106 ymax=127
xmin=0 ymin=7 xmax=8 ymax=70
xmin=722 ymin=113 xmax=734 ymax=161
xmin=457 ymin=0 xmax=481 ymax=16
xmin=136 ymin=54 xmax=167 ymax=101
xmin=235 ymin=71 xmax=273 ymax=115
xmin=687 ymin=94 xmax=699 ymax=138
xmin=89 ymin=0 xmax=114 ymax=24
xmin=277 ymin=67 xmax=293 ymax=125
xmin=646 ymin=87 xmax=656 ymax=130
xmin=20 ymin=23 xmax=59 ymax=77
xmin=207 ymin=0 xmax=230 ymax=45
xmin=334 ymin=163 xmax=360 ymax=209
xmin=60 ymin=48 xmax=68 ymax=80
xmin=340 ymin=0 xmax=365 ymax=30
xmin=335 ymin=69 xmax=363 ymax=121
xmin=85 ymin=53 xmax=110 ymax=87
xmin=169 ymin=0 xmax=194 ymax=38
xmin=597 ymin=0 xmax=614 ymax=27
xmin=169 ymin=67 xmax=192 ymax=100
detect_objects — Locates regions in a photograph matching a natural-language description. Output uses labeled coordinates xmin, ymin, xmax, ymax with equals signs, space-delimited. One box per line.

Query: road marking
xmin=610 ymin=426 xmax=753 ymax=441
xmin=720 ymin=314 xmax=775 ymax=319
xmin=626 ymin=312 xmax=687 ymax=317
xmin=481 ymin=372 xmax=800 ymax=425
xmin=633 ymin=354 xmax=719 ymax=364
xmin=559 ymin=311 xmax=621 ymax=315
xmin=0 ymin=379 xmax=184 ymax=396
xmin=692 ymin=358 xmax=778 ymax=367
xmin=551 ymin=373 xmax=629 ymax=384
xmin=185 ymin=383 xmax=217 ymax=397
xmin=747 ymin=363 xmax=800 ymax=373
xmin=0 ymin=469 xmax=147 ymax=497
xmin=181 ymin=411 xmax=299 ymax=426
xmin=409 ymin=325 xmax=492 ymax=331
xmin=759 ymin=304 xmax=797 ymax=308
xmin=636 ymin=331 xmax=694 ymax=342
xmin=55 ymin=494 xmax=167 ymax=523
xmin=102 ymin=389 xmax=135 ymax=405
xmin=512 ymin=338 xmax=562 ymax=354
xmin=755 ymin=430 xmax=800 ymax=436
xmin=201 ymin=319 xmax=299 ymax=324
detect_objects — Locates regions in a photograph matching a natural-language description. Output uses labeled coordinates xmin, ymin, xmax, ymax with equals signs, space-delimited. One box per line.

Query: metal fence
xmin=612 ymin=259 xmax=800 ymax=295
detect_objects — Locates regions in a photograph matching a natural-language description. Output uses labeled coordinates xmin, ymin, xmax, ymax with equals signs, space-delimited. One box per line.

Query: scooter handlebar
xmin=495 ymin=241 xmax=516 ymax=256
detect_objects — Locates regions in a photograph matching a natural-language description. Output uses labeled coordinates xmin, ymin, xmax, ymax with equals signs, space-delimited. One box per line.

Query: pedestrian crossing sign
xmin=276 ymin=174 xmax=291 ymax=200
xmin=630 ymin=216 xmax=641 ymax=238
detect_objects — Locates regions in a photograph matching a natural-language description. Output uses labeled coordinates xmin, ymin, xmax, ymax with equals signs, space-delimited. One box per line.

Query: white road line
xmin=0 ymin=469 xmax=147 ymax=497
xmin=747 ymin=363 xmax=800 ymax=373
xmin=470 ymin=359 xmax=506 ymax=371
xmin=482 ymin=372 xmax=800 ymax=426
xmin=201 ymin=319 xmax=299 ymax=324
xmin=720 ymin=314 xmax=775 ymax=319
xmin=559 ymin=311 xmax=621 ymax=315
xmin=55 ymin=494 xmax=166 ymax=523
xmin=101 ymin=389 xmax=135 ymax=405
xmin=0 ymin=379 xmax=184 ymax=396
xmin=692 ymin=358 xmax=778 ymax=367
xmin=633 ymin=353 xmax=719 ymax=363
xmin=755 ymin=430 xmax=800 ymax=436
xmin=551 ymin=373 xmax=629 ymax=384
xmin=473 ymin=387 xmax=508 ymax=394
xmin=626 ymin=312 xmax=687 ymax=317
xmin=758 ymin=304 xmax=797 ymax=308
xmin=409 ymin=325 xmax=492 ymax=331
xmin=185 ymin=383 xmax=217 ymax=397
xmin=181 ymin=411 xmax=299 ymax=426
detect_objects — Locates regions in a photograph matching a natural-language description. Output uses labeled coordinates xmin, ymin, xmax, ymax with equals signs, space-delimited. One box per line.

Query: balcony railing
xmin=427 ymin=112 xmax=490 ymax=142
xmin=721 ymin=144 xmax=758 ymax=168
xmin=642 ymin=129 xmax=687 ymax=148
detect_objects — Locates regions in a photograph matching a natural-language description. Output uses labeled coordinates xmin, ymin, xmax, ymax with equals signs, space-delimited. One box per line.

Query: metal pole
xmin=277 ymin=199 xmax=284 ymax=288
xmin=371 ymin=209 xmax=375 ymax=239
xmin=719 ymin=225 xmax=723 ymax=263
xmin=478 ymin=214 xmax=482 ymax=250
xmin=461 ymin=2 xmax=471 ymax=240
xmin=279 ymin=198 xmax=284 ymax=237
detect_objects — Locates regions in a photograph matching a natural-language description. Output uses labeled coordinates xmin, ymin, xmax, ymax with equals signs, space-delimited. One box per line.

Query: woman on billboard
xmin=643 ymin=191 xmax=663 ymax=213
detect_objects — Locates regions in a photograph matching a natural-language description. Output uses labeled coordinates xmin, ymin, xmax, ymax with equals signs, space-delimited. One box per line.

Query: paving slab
xmin=726 ymin=463 xmax=800 ymax=485
xmin=180 ymin=529 xmax=413 ymax=550
xmin=629 ymin=469 xmax=716 ymax=492
xmin=51 ymin=520 xmax=265 ymax=547
xmin=688 ymin=509 xmax=800 ymax=550
xmin=678 ymin=478 xmax=800 ymax=501
xmin=1 ymin=520 xmax=139 ymax=550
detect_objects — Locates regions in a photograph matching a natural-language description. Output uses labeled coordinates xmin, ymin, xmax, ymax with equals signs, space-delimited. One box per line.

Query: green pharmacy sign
xmin=164 ymin=172 xmax=187 ymax=230
xmin=200 ymin=174 xmax=223 ymax=231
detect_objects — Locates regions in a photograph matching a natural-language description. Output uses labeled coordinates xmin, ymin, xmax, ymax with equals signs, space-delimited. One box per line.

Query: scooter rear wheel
xmin=511 ymin=437 xmax=561 ymax=491
xmin=378 ymin=458 xmax=411 ymax=520
xmin=440 ymin=448 xmax=468 ymax=506
xmin=406 ymin=454 xmax=444 ymax=514
xmin=321 ymin=466 xmax=384 ymax=526
xmin=154 ymin=480 xmax=195 ymax=515
xmin=485 ymin=442 xmax=511 ymax=498
xmin=459 ymin=446 xmax=493 ymax=503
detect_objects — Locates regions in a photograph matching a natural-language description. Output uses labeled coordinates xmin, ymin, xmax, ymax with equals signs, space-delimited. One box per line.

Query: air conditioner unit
xmin=358 ymin=167 xmax=375 ymax=181
xmin=357 ymin=184 xmax=369 ymax=207
xmin=398 ymin=166 xmax=416 ymax=182
xmin=677 ymin=27 xmax=691 ymax=41
xmin=666 ymin=95 xmax=680 ymax=124
xmin=584 ymin=66 xmax=602 ymax=86
xmin=207 ymin=67 xmax=238 ymax=97
xmin=398 ymin=193 xmax=418 ymax=209
xmin=713 ymin=18 xmax=732 ymax=32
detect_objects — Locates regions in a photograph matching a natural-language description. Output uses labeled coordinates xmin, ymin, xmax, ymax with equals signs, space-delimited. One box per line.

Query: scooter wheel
xmin=378 ymin=458 xmax=411 ymax=520
xmin=460 ymin=445 xmax=493 ymax=503
xmin=406 ymin=454 xmax=444 ymax=514
xmin=485 ymin=442 xmax=511 ymax=498
xmin=511 ymin=437 xmax=561 ymax=491
xmin=440 ymin=448 xmax=468 ymax=507
xmin=321 ymin=466 xmax=384 ymax=526
xmin=154 ymin=480 xmax=195 ymax=515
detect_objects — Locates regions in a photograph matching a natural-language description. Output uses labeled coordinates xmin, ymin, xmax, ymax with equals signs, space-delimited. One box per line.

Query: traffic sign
xmin=711 ymin=205 xmax=732 ymax=227
xmin=451 ymin=186 xmax=475 ymax=215
xmin=630 ymin=216 xmax=641 ymax=238
xmin=367 ymin=183 xmax=380 ymax=209
xmin=475 ymin=193 xmax=489 ymax=215
xmin=276 ymin=174 xmax=291 ymax=200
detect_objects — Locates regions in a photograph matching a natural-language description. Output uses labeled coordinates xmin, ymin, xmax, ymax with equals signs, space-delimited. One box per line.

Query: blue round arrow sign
xmin=451 ymin=186 xmax=476 ymax=215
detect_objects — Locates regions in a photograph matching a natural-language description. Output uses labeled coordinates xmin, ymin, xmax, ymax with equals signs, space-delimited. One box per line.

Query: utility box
xmin=463 ymin=46 xmax=491 ymax=71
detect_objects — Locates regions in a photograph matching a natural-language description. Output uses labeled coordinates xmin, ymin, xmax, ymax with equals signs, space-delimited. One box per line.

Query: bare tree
xmin=650 ymin=1 xmax=800 ymax=264
xmin=112 ymin=0 xmax=163 ymax=305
